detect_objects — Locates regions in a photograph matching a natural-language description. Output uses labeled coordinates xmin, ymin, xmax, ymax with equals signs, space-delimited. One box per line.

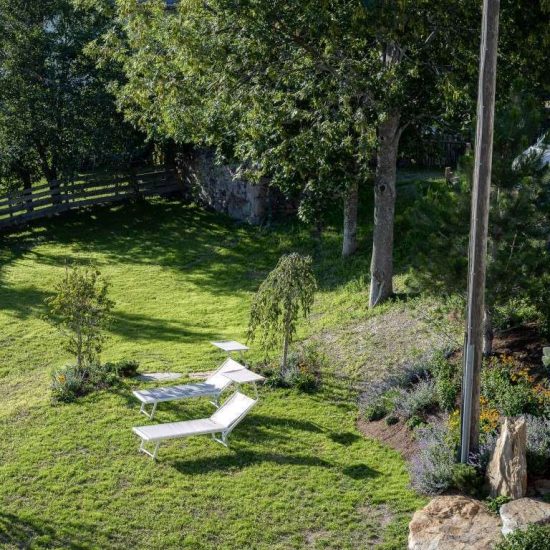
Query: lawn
xmin=0 ymin=198 xmax=426 ymax=549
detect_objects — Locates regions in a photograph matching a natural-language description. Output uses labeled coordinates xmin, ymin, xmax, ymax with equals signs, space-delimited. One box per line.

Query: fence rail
xmin=0 ymin=168 xmax=181 ymax=230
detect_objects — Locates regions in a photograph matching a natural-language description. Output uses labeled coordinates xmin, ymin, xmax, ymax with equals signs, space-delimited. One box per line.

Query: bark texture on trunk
xmin=342 ymin=180 xmax=359 ymax=258
xmin=369 ymin=112 xmax=401 ymax=307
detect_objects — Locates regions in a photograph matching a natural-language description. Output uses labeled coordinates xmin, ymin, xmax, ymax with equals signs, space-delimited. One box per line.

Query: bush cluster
xmin=410 ymin=423 xmax=457 ymax=495
xmin=525 ymin=414 xmax=550 ymax=476
xmin=261 ymin=345 xmax=323 ymax=392
xmin=51 ymin=359 xmax=139 ymax=403
xmin=481 ymin=355 xmax=544 ymax=417
xmin=360 ymin=350 xmax=459 ymax=426
xmin=494 ymin=524 xmax=550 ymax=550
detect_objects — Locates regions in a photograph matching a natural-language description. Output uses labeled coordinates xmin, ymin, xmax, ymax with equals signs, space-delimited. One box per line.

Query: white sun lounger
xmin=133 ymin=392 xmax=257 ymax=460
xmin=132 ymin=357 xmax=245 ymax=419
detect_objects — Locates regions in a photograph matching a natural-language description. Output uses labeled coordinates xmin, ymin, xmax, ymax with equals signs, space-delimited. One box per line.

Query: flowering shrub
xmin=262 ymin=345 xmax=323 ymax=392
xmin=51 ymin=359 xmax=139 ymax=403
xmin=360 ymin=351 xmax=445 ymax=422
xmin=395 ymin=379 xmax=438 ymax=420
xmin=525 ymin=414 xmax=550 ymax=476
xmin=410 ymin=423 xmax=456 ymax=495
xmin=481 ymin=355 xmax=541 ymax=416
xmin=494 ymin=524 xmax=550 ymax=550
xmin=51 ymin=365 xmax=87 ymax=403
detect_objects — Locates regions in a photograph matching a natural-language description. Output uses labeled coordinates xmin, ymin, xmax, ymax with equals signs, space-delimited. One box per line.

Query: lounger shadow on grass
xmin=172 ymin=450 xmax=333 ymax=475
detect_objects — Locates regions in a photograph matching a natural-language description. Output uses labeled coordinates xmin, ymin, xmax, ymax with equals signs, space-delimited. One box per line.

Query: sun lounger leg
xmin=209 ymin=394 xmax=221 ymax=409
xmin=140 ymin=402 xmax=158 ymax=420
xmin=139 ymin=439 xmax=161 ymax=460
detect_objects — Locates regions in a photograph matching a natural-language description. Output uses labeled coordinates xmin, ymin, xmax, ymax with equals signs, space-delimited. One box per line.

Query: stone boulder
xmin=408 ymin=495 xmax=502 ymax=549
xmin=486 ymin=417 xmax=528 ymax=499
xmin=499 ymin=498 xmax=550 ymax=535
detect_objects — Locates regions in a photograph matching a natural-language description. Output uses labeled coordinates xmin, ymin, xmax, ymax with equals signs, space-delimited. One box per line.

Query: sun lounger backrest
xmin=210 ymin=392 xmax=256 ymax=429
xmin=206 ymin=358 xmax=245 ymax=391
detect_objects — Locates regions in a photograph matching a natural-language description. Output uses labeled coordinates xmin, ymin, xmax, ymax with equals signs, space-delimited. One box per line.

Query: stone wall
xmin=186 ymin=148 xmax=271 ymax=225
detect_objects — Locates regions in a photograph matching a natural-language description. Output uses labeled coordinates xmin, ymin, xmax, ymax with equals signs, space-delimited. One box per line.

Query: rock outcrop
xmin=408 ymin=495 xmax=502 ymax=549
xmin=486 ymin=417 xmax=528 ymax=499
xmin=499 ymin=498 xmax=550 ymax=535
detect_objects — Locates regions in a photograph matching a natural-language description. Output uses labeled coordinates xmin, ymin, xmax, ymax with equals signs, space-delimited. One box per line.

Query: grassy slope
xmin=0 ymin=198 xmax=428 ymax=549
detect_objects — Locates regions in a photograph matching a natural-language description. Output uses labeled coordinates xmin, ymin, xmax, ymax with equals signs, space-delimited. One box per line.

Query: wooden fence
xmin=0 ymin=168 xmax=181 ymax=230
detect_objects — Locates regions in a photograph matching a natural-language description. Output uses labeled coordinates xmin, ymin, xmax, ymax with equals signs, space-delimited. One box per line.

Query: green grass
xmin=0 ymin=199 xmax=426 ymax=549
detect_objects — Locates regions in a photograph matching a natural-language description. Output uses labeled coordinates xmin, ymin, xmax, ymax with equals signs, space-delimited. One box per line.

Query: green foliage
xmin=47 ymin=266 xmax=114 ymax=369
xmin=525 ymin=415 xmax=550 ymax=476
xmin=427 ymin=353 xmax=461 ymax=412
xmin=104 ymin=359 xmax=140 ymax=377
xmin=395 ymin=380 xmax=438 ymax=420
xmin=50 ymin=359 xmax=137 ymax=403
xmin=486 ymin=495 xmax=512 ymax=514
xmin=51 ymin=364 xmax=88 ymax=403
xmin=248 ymin=253 xmax=316 ymax=370
xmin=450 ymin=463 xmax=484 ymax=498
xmin=0 ymin=0 xmax=144 ymax=190
xmin=365 ymin=402 xmax=389 ymax=422
xmin=385 ymin=415 xmax=399 ymax=426
xmin=495 ymin=524 xmax=550 ymax=550
xmin=90 ymin=0 xmax=499 ymax=240
xmin=262 ymin=344 xmax=323 ymax=393
xmin=481 ymin=355 xmax=541 ymax=417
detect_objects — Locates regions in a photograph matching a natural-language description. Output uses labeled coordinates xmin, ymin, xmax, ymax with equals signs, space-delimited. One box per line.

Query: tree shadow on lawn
xmin=0 ymin=511 xmax=97 ymax=550
xmin=0 ymin=199 xmax=372 ymax=298
xmin=109 ymin=310 xmax=219 ymax=343
xmin=0 ymin=284 xmax=51 ymax=320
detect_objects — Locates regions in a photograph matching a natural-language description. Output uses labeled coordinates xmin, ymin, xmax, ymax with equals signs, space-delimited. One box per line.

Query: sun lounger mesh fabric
xmin=210 ymin=392 xmax=256 ymax=429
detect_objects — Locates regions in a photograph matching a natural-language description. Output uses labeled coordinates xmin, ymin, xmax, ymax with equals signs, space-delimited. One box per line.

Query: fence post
xmin=129 ymin=165 xmax=140 ymax=197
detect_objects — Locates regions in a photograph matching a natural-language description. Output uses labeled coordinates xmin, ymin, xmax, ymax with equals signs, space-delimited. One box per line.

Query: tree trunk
xmin=483 ymin=306 xmax=494 ymax=355
xmin=342 ymin=180 xmax=359 ymax=258
xmin=17 ymin=168 xmax=33 ymax=212
xmin=369 ymin=112 xmax=402 ymax=307
xmin=281 ymin=331 xmax=290 ymax=375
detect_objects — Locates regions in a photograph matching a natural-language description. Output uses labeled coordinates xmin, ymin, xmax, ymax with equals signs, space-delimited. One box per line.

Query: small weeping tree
xmin=247 ymin=253 xmax=317 ymax=374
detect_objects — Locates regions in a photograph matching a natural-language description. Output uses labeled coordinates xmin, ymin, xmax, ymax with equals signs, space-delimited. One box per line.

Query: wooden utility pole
xmin=460 ymin=0 xmax=500 ymax=463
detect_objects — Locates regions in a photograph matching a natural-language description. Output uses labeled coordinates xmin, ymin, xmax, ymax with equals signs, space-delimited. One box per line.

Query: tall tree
xmin=0 ymin=0 xmax=143 ymax=191
xmin=92 ymin=0 xmax=481 ymax=282
xmin=91 ymin=0 xmax=548 ymax=307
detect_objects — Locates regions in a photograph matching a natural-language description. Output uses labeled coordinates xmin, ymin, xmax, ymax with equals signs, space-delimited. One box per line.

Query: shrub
xmin=385 ymin=415 xmax=399 ymax=426
xmin=494 ymin=524 xmax=550 ymax=550
xmin=427 ymin=353 xmax=461 ymax=412
xmin=410 ymin=423 xmax=456 ymax=495
xmin=406 ymin=414 xmax=426 ymax=430
xmin=493 ymin=297 xmax=544 ymax=332
xmin=262 ymin=345 xmax=322 ymax=392
xmin=365 ymin=402 xmax=388 ymax=421
xmin=395 ymin=379 xmax=438 ymax=419
xmin=451 ymin=463 xmax=484 ymax=498
xmin=51 ymin=359 xmax=138 ymax=403
xmin=104 ymin=359 xmax=140 ymax=377
xmin=482 ymin=355 xmax=541 ymax=416
xmin=525 ymin=414 xmax=550 ymax=476
xmin=359 ymin=351 xmax=437 ymax=417
xmin=485 ymin=496 xmax=511 ymax=514
xmin=47 ymin=266 xmax=114 ymax=369
xmin=51 ymin=364 xmax=87 ymax=403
